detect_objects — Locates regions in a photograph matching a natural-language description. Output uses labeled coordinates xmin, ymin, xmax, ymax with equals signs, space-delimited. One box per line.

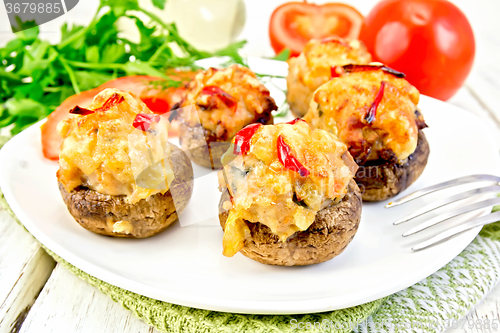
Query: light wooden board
xmin=449 ymin=87 xmax=500 ymax=144
xmin=1 ymin=0 xmax=500 ymax=331
xmin=0 ymin=209 xmax=55 ymax=333
xmin=19 ymin=265 xmax=161 ymax=333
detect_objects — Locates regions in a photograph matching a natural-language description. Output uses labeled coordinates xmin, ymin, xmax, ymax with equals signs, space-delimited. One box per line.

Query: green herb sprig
xmin=0 ymin=0 xmax=246 ymax=134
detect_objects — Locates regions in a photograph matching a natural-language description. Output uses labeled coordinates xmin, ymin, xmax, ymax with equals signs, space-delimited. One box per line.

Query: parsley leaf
xmin=0 ymin=0 xmax=246 ymax=135
xmin=273 ymin=48 xmax=290 ymax=61
xmin=152 ymin=0 xmax=166 ymax=10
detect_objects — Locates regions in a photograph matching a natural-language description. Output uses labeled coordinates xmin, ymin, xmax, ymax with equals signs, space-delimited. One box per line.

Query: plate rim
xmin=0 ymin=71 xmax=497 ymax=315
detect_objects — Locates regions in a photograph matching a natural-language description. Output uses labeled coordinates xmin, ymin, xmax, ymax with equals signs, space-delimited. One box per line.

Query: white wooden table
xmin=1 ymin=0 xmax=500 ymax=332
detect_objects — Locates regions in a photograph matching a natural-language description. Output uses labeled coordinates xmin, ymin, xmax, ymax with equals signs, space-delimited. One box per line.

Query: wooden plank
xmin=19 ymin=265 xmax=161 ymax=333
xmin=465 ymin=31 xmax=500 ymax=126
xmin=448 ymin=87 xmax=500 ymax=144
xmin=0 ymin=209 xmax=56 ymax=333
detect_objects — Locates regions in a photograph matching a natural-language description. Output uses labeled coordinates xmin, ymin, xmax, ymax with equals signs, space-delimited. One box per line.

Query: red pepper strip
xmin=97 ymin=93 xmax=125 ymax=112
xmin=365 ymin=81 xmax=386 ymax=124
xmin=133 ymin=113 xmax=161 ymax=131
xmin=69 ymin=106 xmax=94 ymax=115
xmin=277 ymin=135 xmax=310 ymax=177
xmin=233 ymin=123 xmax=262 ymax=155
xmin=286 ymin=118 xmax=306 ymax=125
xmin=343 ymin=64 xmax=405 ymax=78
xmin=69 ymin=93 xmax=125 ymax=116
xmin=321 ymin=37 xmax=351 ymax=49
xmin=330 ymin=66 xmax=342 ymax=78
xmin=201 ymin=86 xmax=238 ymax=111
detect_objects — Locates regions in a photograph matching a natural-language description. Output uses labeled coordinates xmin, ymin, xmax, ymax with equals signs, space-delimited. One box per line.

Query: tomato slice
xmin=269 ymin=2 xmax=363 ymax=56
xmin=41 ymin=88 xmax=99 ymax=161
xmin=41 ymin=73 xmax=196 ymax=161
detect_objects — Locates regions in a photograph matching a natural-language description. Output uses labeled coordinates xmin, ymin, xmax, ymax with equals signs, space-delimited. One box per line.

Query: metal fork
xmin=385 ymin=174 xmax=500 ymax=251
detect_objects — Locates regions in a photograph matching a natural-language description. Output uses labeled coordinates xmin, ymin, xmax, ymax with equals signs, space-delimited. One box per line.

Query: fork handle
xmin=386 ymin=174 xmax=500 ymax=208
xmin=412 ymin=210 xmax=500 ymax=251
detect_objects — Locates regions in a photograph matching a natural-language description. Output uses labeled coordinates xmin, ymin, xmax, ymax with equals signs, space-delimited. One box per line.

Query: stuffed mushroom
xmin=57 ymin=88 xmax=194 ymax=238
xmin=286 ymin=37 xmax=372 ymax=118
xmin=218 ymin=119 xmax=361 ymax=266
xmin=176 ymin=65 xmax=277 ymax=169
xmin=304 ymin=65 xmax=429 ymax=201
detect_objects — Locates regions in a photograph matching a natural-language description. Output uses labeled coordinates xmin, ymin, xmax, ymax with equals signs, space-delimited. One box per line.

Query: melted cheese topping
xmin=180 ymin=65 xmax=276 ymax=140
xmin=286 ymin=38 xmax=372 ymax=116
xmin=217 ymin=121 xmax=355 ymax=257
xmin=57 ymin=88 xmax=172 ymax=204
xmin=304 ymin=70 xmax=421 ymax=162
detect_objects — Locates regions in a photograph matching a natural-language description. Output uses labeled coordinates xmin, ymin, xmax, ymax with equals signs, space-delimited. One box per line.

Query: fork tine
xmin=385 ymin=174 xmax=500 ymax=208
xmin=412 ymin=211 xmax=500 ymax=251
xmin=402 ymin=196 xmax=500 ymax=236
xmin=393 ymin=184 xmax=500 ymax=225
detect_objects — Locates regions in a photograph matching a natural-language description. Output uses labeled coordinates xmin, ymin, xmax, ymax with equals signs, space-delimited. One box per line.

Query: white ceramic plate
xmin=1 ymin=59 xmax=499 ymax=315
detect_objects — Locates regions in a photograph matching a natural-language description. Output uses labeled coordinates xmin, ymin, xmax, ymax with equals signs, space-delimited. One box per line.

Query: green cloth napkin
xmin=2 ymin=136 xmax=500 ymax=333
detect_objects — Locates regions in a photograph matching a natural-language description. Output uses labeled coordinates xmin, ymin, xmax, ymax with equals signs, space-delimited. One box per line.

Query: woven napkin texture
xmin=2 ymin=136 xmax=500 ymax=333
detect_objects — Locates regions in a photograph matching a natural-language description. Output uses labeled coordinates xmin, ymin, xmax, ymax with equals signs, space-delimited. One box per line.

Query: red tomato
xmin=41 ymin=73 xmax=196 ymax=161
xmin=359 ymin=0 xmax=475 ymax=100
xmin=269 ymin=2 xmax=363 ymax=57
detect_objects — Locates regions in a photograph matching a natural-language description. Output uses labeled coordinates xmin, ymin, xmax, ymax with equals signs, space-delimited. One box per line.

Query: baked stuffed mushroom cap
xmin=219 ymin=180 xmax=361 ymax=266
xmin=57 ymin=88 xmax=194 ymax=238
xmin=177 ymin=65 xmax=277 ymax=169
xmin=217 ymin=119 xmax=361 ymax=266
xmin=304 ymin=65 xmax=429 ymax=201
xmin=286 ymin=37 xmax=372 ymax=118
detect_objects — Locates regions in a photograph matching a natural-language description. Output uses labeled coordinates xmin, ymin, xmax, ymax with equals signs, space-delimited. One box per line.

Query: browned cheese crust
xmin=355 ymin=130 xmax=429 ymax=202
xmin=59 ymin=144 xmax=194 ymax=238
xmin=218 ymin=180 xmax=362 ymax=266
xmin=177 ymin=66 xmax=277 ymax=170
xmin=286 ymin=38 xmax=372 ymax=118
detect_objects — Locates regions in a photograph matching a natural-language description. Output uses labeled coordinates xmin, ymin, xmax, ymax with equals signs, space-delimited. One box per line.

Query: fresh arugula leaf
xmin=85 ymin=46 xmax=100 ymax=63
xmin=122 ymin=61 xmax=166 ymax=77
xmin=273 ymin=48 xmax=290 ymax=61
xmin=16 ymin=26 xmax=39 ymax=41
xmin=74 ymin=71 xmax=113 ymax=91
xmin=13 ymin=82 xmax=44 ymax=101
xmin=101 ymin=0 xmax=139 ymax=16
xmin=0 ymin=68 xmax=22 ymax=81
xmin=0 ymin=0 xmax=246 ymax=133
xmin=4 ymin=98 xmax=47 ymax=117
xmin=0 ymin=115 xmax=15 ymax=128
xmin=11 ymin=115 xmax=40 ymax=134
xmin=101 ymin=43 xmax=126 ymax=63
xmin=0 ymin=105 xmax=9 ymax=122
xmin=12 ymin=18 xmax=38 ymax=33
xmin=152 ymin=0 xmax=166 ymax=10
xmin=60 ymin=23 xmax=84 ymax=43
